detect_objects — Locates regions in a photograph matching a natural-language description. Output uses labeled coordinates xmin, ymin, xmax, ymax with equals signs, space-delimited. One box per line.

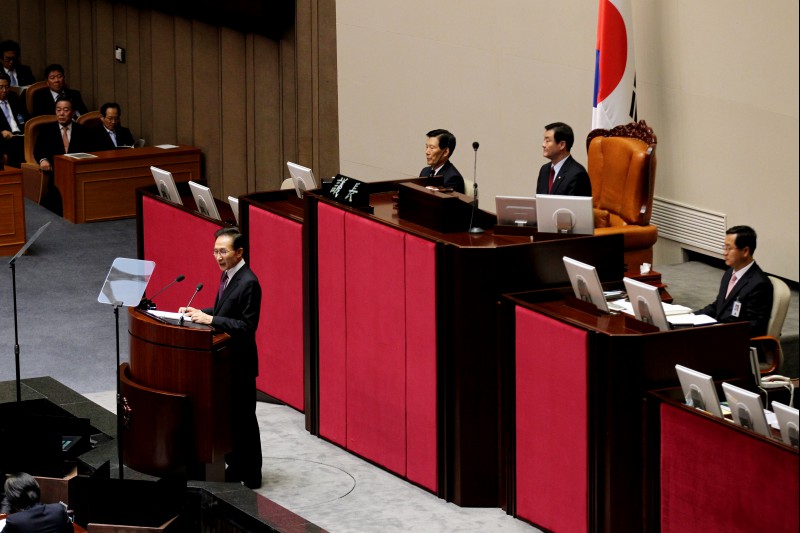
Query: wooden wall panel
xmin=219 ymin=27 xmax=247 ymax=198
xmin=252 ymin=36 xmax=282 ymax=192
xmin=2 ymin=0 xmax=338 ymax=199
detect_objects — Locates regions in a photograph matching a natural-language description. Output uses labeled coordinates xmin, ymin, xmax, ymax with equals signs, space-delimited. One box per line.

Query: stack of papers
xmin=609 ymin=299 xmax=717 ymax=326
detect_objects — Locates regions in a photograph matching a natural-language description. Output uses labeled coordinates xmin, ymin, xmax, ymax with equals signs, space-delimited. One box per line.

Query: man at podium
xmin=181 ymin=227 xmax=263 ymax=489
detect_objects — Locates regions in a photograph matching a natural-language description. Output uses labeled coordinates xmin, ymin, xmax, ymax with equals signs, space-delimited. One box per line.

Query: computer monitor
xmin=188 ymin=181 xmax=221 ymax=221
xmin=150 ymin=166 xmax=182 ymax=205
xmin=562 ymin=256 xmax=608 ymax=313
xmin=228 ymin=196 xmax=240 ymax=225
xmin=722 ymin=382 xmax=771 ymax=437
xmin=675 ymin=364 xmax=723 ymax=417
xmin=495 ymin=195 xmax=537 ymax=227
xmin=623 ymin=277 xmax=671 ymax=331
xmin=772 ymin=402 xmax=799 ymax=447
xmin=287 ymin=161 xmax=318 ymax=199
xmin=535 ymin=194 xmax=594 ymax=235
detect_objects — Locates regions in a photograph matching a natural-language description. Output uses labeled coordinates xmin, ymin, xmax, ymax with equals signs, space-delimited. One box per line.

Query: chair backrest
xmin=23 ymin=114 xmax=58 ymax=164
xmin=280 ymin=177 xmax=294 ymax=190
xmin=586 ymin=120 xmax=657 ymax=226
xmin=463 ymin=178 xmax=475 ymax=198
xmin=766 ymin=276 xmax=791 ymax=338
xmin=24 ymin=80 xmax=48 ymax=114
xmin=77 ymin=110 xmax=102 ymax=128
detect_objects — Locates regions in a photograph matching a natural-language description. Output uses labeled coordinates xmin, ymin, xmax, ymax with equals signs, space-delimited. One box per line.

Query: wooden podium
xmin=125 ymin=308 xmax=232 ymax=480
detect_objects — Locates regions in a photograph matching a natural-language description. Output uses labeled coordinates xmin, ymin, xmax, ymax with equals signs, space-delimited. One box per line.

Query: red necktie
xmin=548 ymin=166 xmax=556 ymax=193
xmin=62 ymin=125 xmax=70 ymax=152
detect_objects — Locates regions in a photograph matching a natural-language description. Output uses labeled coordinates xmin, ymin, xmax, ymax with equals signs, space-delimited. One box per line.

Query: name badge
xmin=732 ymin=299 xmax=742 ymax=318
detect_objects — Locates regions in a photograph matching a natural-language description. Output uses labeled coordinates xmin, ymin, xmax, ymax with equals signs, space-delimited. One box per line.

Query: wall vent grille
xmin=651 ymin=197 xmax=727 ymax=254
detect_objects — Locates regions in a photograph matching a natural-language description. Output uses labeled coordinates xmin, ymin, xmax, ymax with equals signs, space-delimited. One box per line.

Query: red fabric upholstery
xmin=142 ymin=196 xmax=220 ymax=311
xmin=344 ymin=213 xmax=408 ymax=476
xmin=249 ymin=207 xmax=304 ymax=410
xmin=515 ymin=307 xmax=589 ymax=533
xmin=660 ymin=403 xmax=799 ymax=533
xmin=317 ymin=203 xmax=348 ymax=446
xmin=316 ymin=204 xmax=439 ymax=490
xmin=404 ymin=234 xmax=438 ymax=492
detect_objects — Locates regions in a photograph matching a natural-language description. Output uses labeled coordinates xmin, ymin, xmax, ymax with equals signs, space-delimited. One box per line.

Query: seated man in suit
xmin=30 ymin=64 xmax=88 ymax=118
xmin=33 ymin=97 xmax=92 ymax=215
xmin=536 ymin=122 xmax=592 ymax=197
xmin=0 ymin=72 xmax=28 ymax=167
xmin=2 ymin=472 xmax=73 ymax=532
xmin=0 ymin=40 xmax=36 ymax=87
xmin=89 ymin=102 xmax=135 ymax=150
xmin=419 ymin=128 xmax=465 ymax=193
xmin=696 ymin=225 xmax=773 ymax=337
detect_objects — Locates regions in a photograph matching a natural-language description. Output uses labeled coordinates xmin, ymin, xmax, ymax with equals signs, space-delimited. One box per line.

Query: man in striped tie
xmin=32 ymin=97 xmax=92 ymax=214
xmin=696 ymin=225 xmax=773 ymax=337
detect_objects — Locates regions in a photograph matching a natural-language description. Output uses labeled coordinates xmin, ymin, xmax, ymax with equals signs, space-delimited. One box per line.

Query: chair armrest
xmin=750 ymin=335 xmax=783 ymax=374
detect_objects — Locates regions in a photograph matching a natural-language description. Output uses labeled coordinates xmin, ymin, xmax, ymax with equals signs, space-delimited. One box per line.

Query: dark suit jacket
xmin=0 ymin=92 xmax=27 ymax=132
xmin=6 ymin=64 xmax=36 ymax=87
xmin=2 ymin=502 xmax=73 ymax=532
xmin=536 ymin=155 xmax=592 ymax=197
xmin=697 ymin=262 xmax=773 ymax=337
xmin=0 ymin=92 xmax=27 ymax=167
xmin=30 ymin=87 xmax=89 ymax=117
xmin=419 ymin=160 xmax=465 ymax=193
xmin=89 ymin=124 xmax=135 ymax=151
xmin=33 ymin=121 xmax=93 ymax=165
xmin=203 ymin=263 xmax=262 ymax=376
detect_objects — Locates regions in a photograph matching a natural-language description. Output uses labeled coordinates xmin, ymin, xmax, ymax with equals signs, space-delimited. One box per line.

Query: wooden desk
xmin=0 ymin=167 xmax=26 ymax=256
xmin=55 ymin=146 xmax=201 ymax=223
xmin=647 ymin=389 xmax=798 ymax=532
xmin=502 ymin=289 xmax=753 ymax=532
xmin=305 ymin=183 xmax=625 ymax=507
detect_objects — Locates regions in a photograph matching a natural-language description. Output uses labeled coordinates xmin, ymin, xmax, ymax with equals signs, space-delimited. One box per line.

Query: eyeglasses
xmin=1 ymin=55 xmax=16 ymax=63
xmin=212 ymin=249 xmax=232 ymax=256
xmin=723 ymin=245 xmax=739 ymax=252
xmin=0 ymin=85 xmax=9 ymax=91
xmin=103 ymin=116 xmax=120 ymax=122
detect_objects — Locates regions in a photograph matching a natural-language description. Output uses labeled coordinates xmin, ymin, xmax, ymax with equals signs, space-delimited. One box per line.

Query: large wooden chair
xmin=586 ymin=120 xmax=658 ymax=270
xmin=20 ymin=114 xmax=57 ymax=203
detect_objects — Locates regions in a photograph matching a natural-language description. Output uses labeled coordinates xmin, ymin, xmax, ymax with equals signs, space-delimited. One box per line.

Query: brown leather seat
xmin=77 ymin=110 xmax=102 ymax=128
xmin=23 ymin=79 xmax=48 ymax=115
xmin=21 ymin=114 xmax=58 ymax=203
xmin=586 ymin=120 xmax=658 ymax=270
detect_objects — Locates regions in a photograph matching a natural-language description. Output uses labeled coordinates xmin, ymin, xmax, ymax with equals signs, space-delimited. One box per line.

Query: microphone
xmin=468 ymin=141 xmax=484 ymax=234
xmin=138 ymin=275 xmax=185 ymax=310
xmin=179 ymin=283 xmax=204 ymax=324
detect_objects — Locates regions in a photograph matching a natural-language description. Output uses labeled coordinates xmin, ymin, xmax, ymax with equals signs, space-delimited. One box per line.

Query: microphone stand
xmin=468 ymin=141 xmax=483 ymax=234
xmin=113 ymin=301 xmax=125 ymax=479
xmin=7 ymin=222 xmax=51 ymax=401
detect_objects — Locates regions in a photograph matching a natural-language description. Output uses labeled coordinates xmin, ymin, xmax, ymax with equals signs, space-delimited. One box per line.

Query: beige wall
xmin=335 ymin=0 xmax=799 ymax=281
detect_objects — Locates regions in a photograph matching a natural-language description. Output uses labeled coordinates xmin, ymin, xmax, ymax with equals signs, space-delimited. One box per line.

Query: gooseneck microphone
xmin=138 ymin=274 xmax=185 ymax=310
xmin=468 ymin=141 xmax=484 ymax=234
xmin=179 ymin=283 xmax=204 ymax=324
